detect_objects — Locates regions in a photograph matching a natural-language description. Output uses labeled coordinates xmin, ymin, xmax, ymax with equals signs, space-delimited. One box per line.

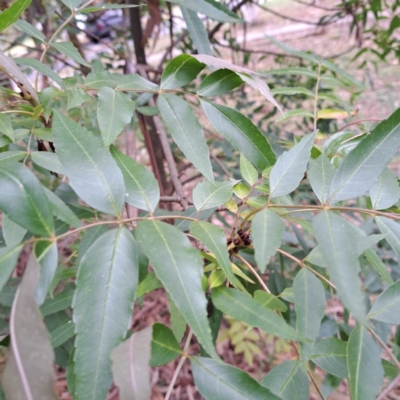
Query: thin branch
xmin=377 ymin=372 xmax=400 ymax=400
xmin=165 ymin=330 xmax=193 ymax=400
xmin=307 ymin=369 xmax=326 ymax=400
xmin=234 ymin=253 xmax=271 ymax=293
xmin=368 ymin=328 xmax=400 ymax=372
xmin=337 ymin=118 xmax=382 ymax=132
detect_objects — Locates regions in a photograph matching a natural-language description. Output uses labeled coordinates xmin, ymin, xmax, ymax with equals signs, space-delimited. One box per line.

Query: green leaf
xmin=73 ymin=227 xmax=139 ymax=400
xmin=14 ymin=19 xmax=45 ymax=42
xmin=252 ymin=209 xmax=285 ymax=273
xmin=2 ymin=214 xmax=26 ymax=248
xmin=67 ymin=88 xmax=90 ymax=110
xmin=52 ymin=110 xmax=125 ymax=216
xmin=97 ymin=87 xmax=134 ymax=146
xmin=181 ymin=6 xmax=213 ymax=56
xmin=85 ymin=71 xmax=116 ymax=89
xmin=270 ymin=132 xmax=316 ymax=198
xmin=61 ymin=0 xmax=81 ymax=9
xmin=158 ymin=94 xmax=214 ymax=182
xmin=2 ymin=252 xmax=58 ymax=400
xmin=376 ymin=216 xmax=400 ymax=258
xmin=111 ymin=325 xmax=152 ymax=400
xmin=240 ymin=154 xmax=258 ymax=186
xmin=193 ymin=180 xmax=237 ymax=211
xmin=369 ymin=168 xmax=400 ymax=210
xmin=115 ymin=74 xmax=159 ymax=92
xmin=161 ymin=54 xmax=205 ymax=89
xmin=261 ymin=360 xmax=309 ymax=400
xmin=110 ymin=146 xmax=160 ymax=212
xmin=266 ymin=67 xmax=318 ymax=78
xmin=51 ymin=42 xmax=90 ymax=68
xmin=254 ymin=290 xmax=287 ymax=312
xmin=30 ymin=151 xmax=64 ymax=175
xmin=368 ymin=279 xmax=400 ymax=324
xmin=197 ymin=69 xmax=243 ymax=96
xmin=276 ymin=109 xmax=314 ymax=122
xmin=50 ymin=320 xmax=75 ymax=348
xmin=0 ymin=151 xmax=26 ymax=166
xmin=364 ymin=248 xmax=393 ymax=286
xmin=14 ymin=57 xmax=67 ymax=91
xmin=347 ymin=325 xmax=384 ymax=400
xmin=0 ymin=113 xmax=14 ymax=141
xmin=0 ymin=0 xmax=31 ymax=32
xmin=0 ymin=162 xmax=54 ymax=236
xmin=293 ymin=269 xmax=325 ymax=361
xmin=80 ymin=4 xmax=140 ymax=12
xmin=137 ymin=220 xmax=217 ymax=358
xmin=194 ymin=55 xmax=281 ymax=112
xmin=137 ymin=272 xmax=162 ymax=298
xmin=150 ymin=323 xmax=182 ymax=367
xmin=43 ymin=187 xmax=82 ymax=229
xmin=233 ymin=182 xmax=250 ymax=199
xmin=212 ymin=287 xmax=300 ymax=340
xmin=190 ymin=221 xmax=238 ymax=288
xmin=328 ymin=108 xmax=400 ymax=203
xmin=66 ymin=349 xmax=76 ymax=398
xmin=270 ymin=87 xmax=314 ymax=96
xmin=191 ymin=357 xmax=281 ymax=400
xmin=40 ymin=288 xmax=74 ymax=317
xmin=310 ymin=338 xmax=348 ymax=378
xmin=201 ymin=100 xmax=276 ymax=170
xmin=167 ymin=0 xmax=241 ymax=23
xmin=308 ymin=153 xmax=335 ymax=204
xmin=313 ymin=211 xmax=367 ymax=323
xmin=0 ymin=245 xmax=22 ymax=293
xmin=168 ymin=294 xmax=186 ymax=342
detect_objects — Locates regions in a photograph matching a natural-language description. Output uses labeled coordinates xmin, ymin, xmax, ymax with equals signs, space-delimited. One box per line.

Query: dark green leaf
xmin=137 ymin=220 xmax=216 ymax=357
xmin=2 ymin=252 xmax=58 ymax=400
xmin=111 ymin=325 xmax=152 ymax=400
xmin=311 ymin=337 xmax=348 ymax=378
xmin=181 ymin=6 xmax=213 ymax=56
xmin=369 ymin=168 xmax=400 ymax=210
xmin=34 ymin=241 xmax=58 ymax=306
xmin=193 ymin=180 xmax=237 ymax=211
xmin=161 ymin=54 xmax=205 ymax=89
xmin=158 ymin=94 xmax=214 ymax=182
xmin=110 ymin=146 xmax=160 ymax=212
xmin=212 ymin=287 xmax=300 ymax=340
xmin=313 ymin=211 xmax=367 ymax=323
xmin=0 ymin=151 xmax=25 ymax=165
xmin=254 ymin=290 xmax=287 ymax=312
xmin=50 ymin=320 xmax=75 ymax=348
xmin=2 ymin=214 xmax=26 ymax=248
xmin=347 ymin=326 xmax=384 ymax=400
xmin=167 ymin=0 xmax=241 ymax=22
xmin=67 ymin=88 xmax=90 ymax=110
xmin=52 ymin=110 xmax=125 ymax=216
xmin=190 ymin=221 xmax=238 ymax=287
xmin=368 ymin=279 xmax=400 ymax=324
xmin=0 ymin=245 xmax=22 ymax=293
xmin=40 ymin=289 xmax=74 ymax=317
xmin=191 ymin=357 xmax=281 ymax=400
xmin=201 ymin=100 xmax=276 ymax=170
xmin=14 ymin=19 xmax=45 ymax=42
xmin=308 ymin=153 xmax=335 ymax=204
xmin=14 ymin=57 xmax=67 ymax=91
xmin=270 ymin=132 xmax=316 ymax=198
xmin=328 ymin=108 xmax=400 ymax=203
xmin=0 ymin=162 xmax=54 ymax=236
xmin=97 ymin=87 xmax=134 ymax=146
xmin=84 ymin=71 xmax=116 ymax=88
xmin=252 ymin=209 xmax=285 ymax=272
xmin=116 ymin=74 xmax=159 ymax=91
xmin=364 ymin=248 xmax=393 ymax=285
xmin=376 ymin=216 xmax=400 ymax=258
xmin=51 ymin=42 xmax=90 ymax=67
xmin=261 ymin=360 xmax=309 ymax=400
xmin=0 ymin=114 xmax=14 ymax=141
xmin=168 ymin=294 xmax=186 ymax=342
xmin=197 ymin=69 xmax=243 ymax=96
xmin=30 ymin=151 xmax=64 ymax=175
xmin=150 ymin=323 xmax=182 ymax=367
xmin=136 ymin=272 xmax=162 ymax=298
xmin=0 ymin=0 xmax=31 ymax=32
xmin=73 ymin=227 xmax=139 ymax=400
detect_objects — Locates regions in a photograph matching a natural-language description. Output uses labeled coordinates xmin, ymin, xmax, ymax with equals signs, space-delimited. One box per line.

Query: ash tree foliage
xmin=0 ymin=0 xmax=400 ymax=399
